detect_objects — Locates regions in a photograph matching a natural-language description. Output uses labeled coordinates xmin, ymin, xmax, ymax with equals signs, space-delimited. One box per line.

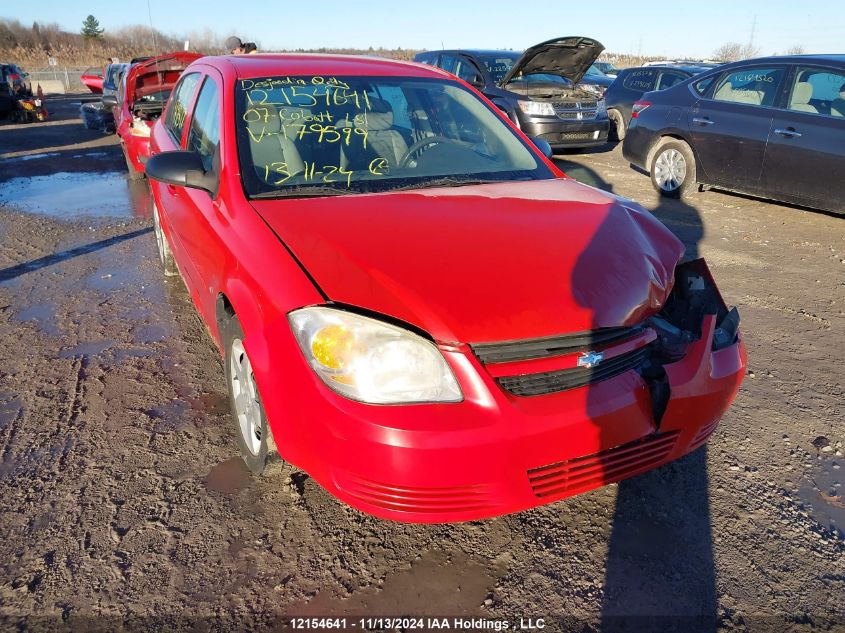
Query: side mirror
xmin=101 ymin=94 xmax=118 ymax=107
xmin=146 ymin=150 xmax=217 ymax=194
xmin=530 ymin=137 xmax=554 ymax=160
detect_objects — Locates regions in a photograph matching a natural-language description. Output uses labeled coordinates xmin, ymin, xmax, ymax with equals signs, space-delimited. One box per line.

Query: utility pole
xmin=748 ymin=14 xmax=757 ymax=55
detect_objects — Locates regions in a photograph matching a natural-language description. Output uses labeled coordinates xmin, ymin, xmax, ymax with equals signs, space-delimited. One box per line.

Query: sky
xmin=4 ymin=0 xmax=844 ymax=59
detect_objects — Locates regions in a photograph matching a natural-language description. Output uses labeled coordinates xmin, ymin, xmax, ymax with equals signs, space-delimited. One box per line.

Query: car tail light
xmin=9 ymin=73 xmax=20 ymax=81
xmin=631 ymin=101 xmax=651 ymax=118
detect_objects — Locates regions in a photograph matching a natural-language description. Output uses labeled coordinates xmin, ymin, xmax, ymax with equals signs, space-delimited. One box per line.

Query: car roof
xmin=624 ymin=64 xmax=710 ymax=74
xmin=430 ymin=49 xmax=521 ymax=56
xmin=717 ymin=54 xmax=845 ymax=67
xmin=214 ymin=53 xmax=452 ymax=80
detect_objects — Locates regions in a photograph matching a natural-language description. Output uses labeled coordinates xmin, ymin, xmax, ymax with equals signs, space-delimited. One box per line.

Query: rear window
xmin=622 ymin=69 xmax=657 ymax=92
xmin=476 ymin=54 xmax=521 ymax=83
xmin=657 ymin=71 xmax=687 ymax=90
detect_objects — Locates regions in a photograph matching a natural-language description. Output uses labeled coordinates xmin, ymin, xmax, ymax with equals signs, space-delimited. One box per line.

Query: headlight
xmin=518 ymin=100 xmax=556 ymax=116
xmin=288 ymin=307 xmax=463 ymax=404
xmin=596 ymin=99 xmax=607 ymax=116
xmin=581 ymin=83 xmax=605 ymax=97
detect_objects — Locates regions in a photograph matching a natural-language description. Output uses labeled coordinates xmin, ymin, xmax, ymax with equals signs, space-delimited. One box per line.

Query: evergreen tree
xmin=81 ymin=15 xmax=104 ymax=39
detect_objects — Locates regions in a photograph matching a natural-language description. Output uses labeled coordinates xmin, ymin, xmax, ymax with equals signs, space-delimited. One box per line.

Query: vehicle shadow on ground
xmin=0 ymin=227 xmax=152 ymax=283
xmin=0 ymin=146 xmax=123 ymax=182
xmin=557 ymin=157 xmax=716 ymax=632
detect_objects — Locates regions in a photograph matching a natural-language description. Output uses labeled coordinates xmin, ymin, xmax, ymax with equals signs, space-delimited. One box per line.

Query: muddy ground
xmin=0 ymin=94 xmax=842 ymax=632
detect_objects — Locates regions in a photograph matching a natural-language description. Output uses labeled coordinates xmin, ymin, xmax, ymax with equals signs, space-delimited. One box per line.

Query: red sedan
xmin=104 ymin=52 xmax=202 ymax=178
xmin=80 ymin=66 xmax=104 ymax=94
xmin=145 ymin=54 xmax=746 ymax=523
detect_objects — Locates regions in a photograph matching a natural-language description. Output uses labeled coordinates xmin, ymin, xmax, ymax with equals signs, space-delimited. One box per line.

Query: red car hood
xmin=125 ymin=52 xmax=202 ymax=102
xmin=251 ymin=179 xmax=684 ymax=344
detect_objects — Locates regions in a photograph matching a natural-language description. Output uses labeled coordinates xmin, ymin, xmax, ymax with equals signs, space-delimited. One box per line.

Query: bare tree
xmin=713 ymin=41 xmax=760 ymax=62
xmin=785 ymin=45 xmax=805 ymax=55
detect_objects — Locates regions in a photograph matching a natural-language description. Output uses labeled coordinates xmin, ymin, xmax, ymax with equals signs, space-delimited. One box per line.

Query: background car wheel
xmin=152 ymin=201 xmax=178 ymax=277
xmin=222 ymin=314 xmax=284 ymax=475
xmin=608 ymin=109 xmax=626 ymax=141
xmin=650 ymin=139 xmax=697 ymax=198
xmin=123 ymin=146 xmax=144 ymax=180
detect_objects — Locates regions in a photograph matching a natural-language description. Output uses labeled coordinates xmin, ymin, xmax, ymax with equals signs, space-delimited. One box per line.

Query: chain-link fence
xmin=25 ymin=67 xmax=90 ymax=92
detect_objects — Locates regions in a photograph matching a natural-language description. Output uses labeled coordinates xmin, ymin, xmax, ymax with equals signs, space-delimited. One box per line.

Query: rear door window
xmin=786 ymin=67 xmax=845 ymax=117
xmin=438 ymin=54 xmax=459 ymax=74
xmin=711 ymin=67 xmax=784 ymax=107
xmin=186 ymin=77 xmax=220 ymax=173
xmin=453 ymin=57 xmax=482 ymax=83
xmin=692 ymin=75 xmax=716 ymax=96
xmin=164 ymin=72 xmax=201 ymax=144
xmin=622 ymin=69 xmax=657 ymax=92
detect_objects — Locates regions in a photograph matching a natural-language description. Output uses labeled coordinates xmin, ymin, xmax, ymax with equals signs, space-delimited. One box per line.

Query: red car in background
xmin=144 ymin=54 xmax=746 ymax=523
xmin=103 ymin=52 xmax=201 ymax=178
xmin=80 ymin=66 xmax=104 ymax=94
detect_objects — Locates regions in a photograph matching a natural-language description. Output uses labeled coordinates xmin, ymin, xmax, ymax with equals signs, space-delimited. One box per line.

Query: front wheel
xmin=152 ymin=201 xmax=178 ymax=277
xmin=123 ymin=145 xmax=145 ymax=180
xmin=223 ymin=314 xmax=282 ymax=475
xmin=608 ymin=109 xmax=626 ymax=141
xmin=650 ymin=139 xmax=697 ymax=198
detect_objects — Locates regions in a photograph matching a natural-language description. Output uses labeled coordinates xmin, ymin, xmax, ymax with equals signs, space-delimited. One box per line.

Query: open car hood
xmin=251 ymin=179 xmax=684 ymax=344
xmin=500 ymin=36 xmax=605 ymax=87
xmin=125 ymin=52 xmax=202 ymax=103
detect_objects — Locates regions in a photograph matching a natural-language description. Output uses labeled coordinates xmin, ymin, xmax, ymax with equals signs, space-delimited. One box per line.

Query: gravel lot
xmin=0 ymin=94 xmax=842 ymax=632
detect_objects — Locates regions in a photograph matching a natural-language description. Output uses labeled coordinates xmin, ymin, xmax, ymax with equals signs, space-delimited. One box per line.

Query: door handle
xmin=774 ymin=128 xmax=802 ymax=138
xmin=692 ymin=117 xmax=714 ymax=126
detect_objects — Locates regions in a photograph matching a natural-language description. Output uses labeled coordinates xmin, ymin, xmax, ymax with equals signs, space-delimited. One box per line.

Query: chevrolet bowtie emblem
xmin=577 ymin=351 xmax=604 ymax=369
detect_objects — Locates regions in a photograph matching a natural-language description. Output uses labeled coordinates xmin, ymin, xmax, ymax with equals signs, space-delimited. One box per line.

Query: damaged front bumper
xmin=264 ymin=259 xmax=745 ymax=523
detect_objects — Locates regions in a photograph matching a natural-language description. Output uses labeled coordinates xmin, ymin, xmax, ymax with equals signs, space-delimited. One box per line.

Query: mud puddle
xmin=298 ymin=549 xmax=497 ymax=616
xmin=0 ymin=171 xmax=152 ymax=219
xmin=799 ymin=453 xmax=844 ymax=538
xmin=13 ymin=301 xmax=59 ymax=335
xmin=204 ymin=457 xmax=253 ymax=496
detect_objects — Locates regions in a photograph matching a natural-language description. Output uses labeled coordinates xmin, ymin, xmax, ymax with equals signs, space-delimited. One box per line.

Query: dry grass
xmin=1 ymin=17 xmax=678 ymax=71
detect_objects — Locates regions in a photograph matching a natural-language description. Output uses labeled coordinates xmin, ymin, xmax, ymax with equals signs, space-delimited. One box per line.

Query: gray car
xmin=414 ymin=37 xmax=611 ymax=150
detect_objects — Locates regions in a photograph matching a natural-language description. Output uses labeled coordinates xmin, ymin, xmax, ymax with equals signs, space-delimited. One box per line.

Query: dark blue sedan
xmin=623 ymin=55 xmax=845 ymax=215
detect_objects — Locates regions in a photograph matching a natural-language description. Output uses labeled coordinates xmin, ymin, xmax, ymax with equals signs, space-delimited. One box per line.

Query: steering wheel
xmin=399 ymin=136 xmax=466 ymax=168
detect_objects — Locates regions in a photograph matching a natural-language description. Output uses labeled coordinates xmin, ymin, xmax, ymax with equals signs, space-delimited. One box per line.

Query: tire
xmin=123 ymin=145 xmax=145 ymax=180
xmin=222 ymin=314 xmax=281 ymax=475
xmin=152 ymin=201 xmax=178 ymax=277
xmin=608 ymin=109 xmax=626 ymax=141
xmin=650 ymin=139 xmax=697 ymax=198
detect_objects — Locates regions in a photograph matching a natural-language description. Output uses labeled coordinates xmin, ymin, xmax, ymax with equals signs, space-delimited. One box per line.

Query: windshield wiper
xmin=388 ymin=177 xmax=502 ymax=192
xmin=250 ymin=186 xmax=354 ymax=200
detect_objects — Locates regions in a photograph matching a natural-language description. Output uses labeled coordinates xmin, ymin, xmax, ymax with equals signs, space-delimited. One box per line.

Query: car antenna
xmin=147 ymin=0 xmax=162 ymax=79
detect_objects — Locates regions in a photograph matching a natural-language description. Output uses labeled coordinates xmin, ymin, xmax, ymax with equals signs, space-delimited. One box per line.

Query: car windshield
xmin=518 ymin=73 xmax=572 ymax=86
xmin=476 ymin=54 xmax=521 ymax=83
xmin=236 ymin=75 xmax=553 ymax=198
xmin=586 ymin=66 xmax=606 ymax=77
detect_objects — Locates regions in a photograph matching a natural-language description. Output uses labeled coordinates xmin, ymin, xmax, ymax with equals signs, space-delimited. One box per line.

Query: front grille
xmin=471 ymin=326 xmax=644 ymax=364
xmin=337 ymin=475 xmax=493 ymax=515
xmin=528 ymin=430 xmax=680 ymax=498
xmin=497 ymin=346 xmax=650 ymax=397
xmin=552 ymin=101 xmax=597 ymax=120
